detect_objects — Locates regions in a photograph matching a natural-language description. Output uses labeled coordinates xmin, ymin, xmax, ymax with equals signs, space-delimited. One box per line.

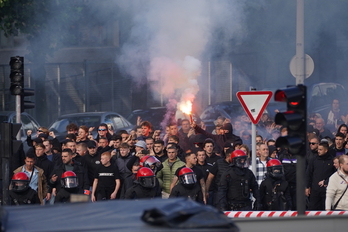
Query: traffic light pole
xmin=1 ymin=123 xmax=11 ymax=205
xmin=16 ymin=95 xmax=21 ymax=140
xmin=296 ymin=153 xmax=306 ymax=215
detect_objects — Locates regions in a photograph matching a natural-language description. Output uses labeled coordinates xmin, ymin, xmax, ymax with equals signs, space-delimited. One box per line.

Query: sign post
xmin=236 ymin=91 xmax=273 ymax=175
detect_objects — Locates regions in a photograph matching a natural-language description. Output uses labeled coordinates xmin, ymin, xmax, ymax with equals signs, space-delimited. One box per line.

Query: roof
xmin=58 ymin=111 xmax=122 ymax=119
xmin=0 ymin=198 xmax=237 ymax=232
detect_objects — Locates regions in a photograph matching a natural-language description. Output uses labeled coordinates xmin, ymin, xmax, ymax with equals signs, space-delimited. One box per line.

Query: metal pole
xmin=251 ymin=123 xmax=256 ymax=176
xmin=296 ymin=0 xmax=305 ymax=85
xmin=296 ymin=0 xmax=306 ymax=216
xmin=16 ymin=95 xmax=21 ymax=140
xmin=1 ymin=123 xmax=11 ymax=205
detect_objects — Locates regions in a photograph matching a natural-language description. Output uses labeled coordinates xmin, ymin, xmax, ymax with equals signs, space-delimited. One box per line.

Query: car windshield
xmin=50 ymin=116 xmax=101 ymax=133
xmin=220 ymin=104 xmax=245 ymax=118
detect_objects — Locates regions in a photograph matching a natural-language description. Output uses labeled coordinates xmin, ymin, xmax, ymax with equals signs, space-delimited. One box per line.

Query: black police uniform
xmin=124 ymin=180 xmax=161 ymax=199
xmin=217 ymin=166 xmax=259 ymax=211
xmin=9 ymin=187 xmax=40 ymax=205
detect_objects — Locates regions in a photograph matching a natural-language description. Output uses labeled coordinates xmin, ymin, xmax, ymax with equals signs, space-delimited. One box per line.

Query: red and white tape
xmin=224 ymin=211 xmax=348 ymax=218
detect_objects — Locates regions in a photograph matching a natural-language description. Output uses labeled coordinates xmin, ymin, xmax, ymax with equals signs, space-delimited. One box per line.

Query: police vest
xmin=9 ymin=189 xmax=36 ymax=205
xmin=133 ymin=185 xmax=158 ymax=199
xmin=226 ymin=168 xmax=253 ymax=202
xmin=262 ymin=178 xmax=288 ymax=210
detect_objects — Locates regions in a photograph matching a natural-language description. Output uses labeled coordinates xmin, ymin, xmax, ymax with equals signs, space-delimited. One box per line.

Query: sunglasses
xmin=98 ymin=129 xmax=107 ymax=131
xmin=309 ymin=142 xmax=318 ymax=145
xmin=38 ymin=130 xmax=43 ymax=132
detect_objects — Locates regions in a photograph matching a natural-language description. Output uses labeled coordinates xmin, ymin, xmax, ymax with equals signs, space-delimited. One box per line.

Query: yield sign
xmin=236 ymin=91 xmax=273 ymax=124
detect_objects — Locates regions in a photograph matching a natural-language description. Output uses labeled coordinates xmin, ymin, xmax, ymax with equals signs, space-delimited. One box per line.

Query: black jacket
xmin=278 ymin=150 xmax=297 ymax=185
xmin=260 ymin=176 xmax=292 ymax=210
xmin=35 ymin=154 xmax=54 ymax=181
xmin=49 ymin=162 xmax=89 ymax=194
xmin=169 ymin=183 xmax=203 ymax=202
xmin=9 ymin=187 xmax=40 ymax=205
xmin=125 ymin=181 xmax=161 ymax=199
xmin=217 ymin=166 xmax=259 ymax=211
xmin=306 ymin=152 xmax=335 ymax=192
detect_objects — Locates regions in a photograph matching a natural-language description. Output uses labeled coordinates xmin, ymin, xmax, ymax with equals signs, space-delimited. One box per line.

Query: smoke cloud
xmin=116 ymin=0 xmax=246 ymax=127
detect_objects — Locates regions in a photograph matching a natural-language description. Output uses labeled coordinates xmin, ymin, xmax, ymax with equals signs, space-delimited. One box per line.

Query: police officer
xmin=169 ymin=167 xmax=203 ymax=202
xmin=55 ymin=171 xmax=80 ymax=203
xmin=9 ymin=172 xmax=40 ymax=205
xmin=217 ymin=150 xmax=260 ymax=211
xmin=124 ymin=167 xmax=161 ymax=199
xmin=260 ymin=159 xmax=292 ymax=210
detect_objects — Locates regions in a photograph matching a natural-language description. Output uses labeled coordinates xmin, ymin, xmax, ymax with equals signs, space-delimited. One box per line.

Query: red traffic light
xmin=274 ymin=86 xmax=305 ymax=107
xmin=274 ymin=90 xmax=286 ymax=102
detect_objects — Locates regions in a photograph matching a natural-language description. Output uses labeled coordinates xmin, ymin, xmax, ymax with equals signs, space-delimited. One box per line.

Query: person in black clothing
xmin=92 ymin=151 xmax=121 ymax=201
xmin=196 ymin=149 xmax=210 ymax=181
xmin=193 ymin=122 xmax=243 ymax=153
xmin=203 ymin=140 xmax=221 ymax=166
xmin=278 ymin=148 xmax=297 ymax=210
xmin=125 ymin=167 xmax=161 ymax=199
xmin=329 ymin=132 xmax=346 ymax=157
xmin=96 ymin=137 xmax=113 ymax=156
xmin=113 ymin=143 xmax=133 ymax=198
xmin=260 ymin=159 xmax=292 ymax=210
xmin=169 ymin=152 xmax=207 ymax=204
xmin=82 ymin=140 xmax=101 ymax=188
xmin=167 ymin=136 xmax=186 ymax=162
xmin=9 ymin=172 xmax=40 ymax=205
xmin=307 ymin=137 xmax=319 ymax=168
xmin=170 ymin=167 xmax=203 ymax=202
xmin=217 ymin=149 xmax=260 ymax=211
xmin=153 ymin=140 xmax=168 ymax=163
xmin=49 ymin=149 xmax=89 ymax=197
xmin=121 ymin=162 xmax=140 ymax=199
xmin=54 ymin=171 xmax=80 ymax=203
xmin=306 ymin=142 xmax=336 ymax=210
xmin=139 ymin=155 xmax=162 ymax=174
xmin=94 ymin=123 xmax=112 ymax=142
xmin=34 ymin=143 xmax=54 ymax=182
xmin=206 ymin=148 xmax=233 ymax=207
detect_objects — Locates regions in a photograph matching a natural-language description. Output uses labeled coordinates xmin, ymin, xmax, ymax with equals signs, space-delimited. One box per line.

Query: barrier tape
xmin=224 ymin=211 xmax=348 ymax=218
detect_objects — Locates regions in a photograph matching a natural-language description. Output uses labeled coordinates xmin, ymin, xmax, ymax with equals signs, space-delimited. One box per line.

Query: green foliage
xmin=0 ymin=0 xmax=86 ymax=62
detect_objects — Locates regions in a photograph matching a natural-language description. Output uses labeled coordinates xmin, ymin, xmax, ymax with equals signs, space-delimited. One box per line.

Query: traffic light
xmin=9 ymin=56 xmax=24 ymax=95
xmin=0 ymin=122 xmax=22 ymax=158
xmin=274 ymin=85 xmax=307 ymax=155
xmin=21 ymin=88 xmax=35 ymax=112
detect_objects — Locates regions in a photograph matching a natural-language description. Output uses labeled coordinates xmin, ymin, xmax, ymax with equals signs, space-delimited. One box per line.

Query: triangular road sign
xmin=236 ymin=91 xmax=273 ymax=124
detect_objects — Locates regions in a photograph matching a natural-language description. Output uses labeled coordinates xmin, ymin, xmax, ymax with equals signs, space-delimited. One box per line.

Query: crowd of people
xmin=7 ymin=98 xmax=348 ymax=211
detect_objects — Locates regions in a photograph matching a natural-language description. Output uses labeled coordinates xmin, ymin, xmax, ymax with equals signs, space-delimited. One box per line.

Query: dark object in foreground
xmin=0 ymin=198 xmax=238 ymax=232
xmin=142 ymin=198 xmax=238 ymax=230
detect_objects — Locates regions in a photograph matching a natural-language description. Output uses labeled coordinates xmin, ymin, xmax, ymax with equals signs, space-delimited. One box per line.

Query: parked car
xmin=0 ymin=111 xmax=41 ymax=141
xmin=127 ymin=107 xmax=171 ymax=130
xmin=200 ymin=101 xmax=286 ymax=133
xmin=0 ymin=111 xmax=41 ymax=152
xmin=49 ymin=112 xmax=134 ymax=141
